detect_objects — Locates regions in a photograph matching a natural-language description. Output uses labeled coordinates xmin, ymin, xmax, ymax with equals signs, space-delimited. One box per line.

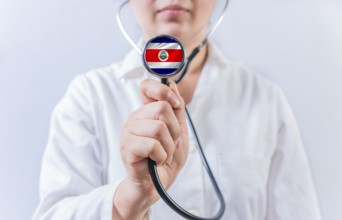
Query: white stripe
xmin=146 ymin=62 xmax=182 ymax=69
xmin=146 ymin=43 xmax=181 ymax=50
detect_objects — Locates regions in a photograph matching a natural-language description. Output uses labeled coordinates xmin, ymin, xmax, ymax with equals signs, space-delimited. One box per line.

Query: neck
xmin=172 ymin=33 xmax=208 ymax=81
xmin=170 ymin=33 xmax=208 ymax=104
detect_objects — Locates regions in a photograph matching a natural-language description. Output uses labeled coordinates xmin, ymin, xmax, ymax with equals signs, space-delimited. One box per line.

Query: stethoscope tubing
xmin=148 ymin=79 xmax=226 ymax=219
xmin=116 ymin=0 xmax=229 ymax=56
xmin=116 ymin=1 xmax=230 ymax=219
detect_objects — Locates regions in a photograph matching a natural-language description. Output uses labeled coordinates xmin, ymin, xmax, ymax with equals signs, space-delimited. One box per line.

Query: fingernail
xmin=170 ymin=80 xmax=180 ymax=96
xmin=168 ymin=92 xmax=180 ymax=107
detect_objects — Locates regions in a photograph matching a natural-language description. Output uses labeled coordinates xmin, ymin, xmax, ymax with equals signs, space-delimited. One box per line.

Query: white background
xmin=0 ymin=0 xmax=341 ymax=219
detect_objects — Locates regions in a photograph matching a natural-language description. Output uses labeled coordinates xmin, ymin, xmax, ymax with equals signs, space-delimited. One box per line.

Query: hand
xmin=113 ymin=79 xmax=189 ymax=220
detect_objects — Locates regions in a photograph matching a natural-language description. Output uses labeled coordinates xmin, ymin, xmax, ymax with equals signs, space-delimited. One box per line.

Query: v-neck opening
xmin=186 ymin=58 xmax=214 ymax=114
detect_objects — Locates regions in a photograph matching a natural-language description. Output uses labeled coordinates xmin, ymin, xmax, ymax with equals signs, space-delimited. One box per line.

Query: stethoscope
xmin=116 ymin=1 xmax=229 ymax=219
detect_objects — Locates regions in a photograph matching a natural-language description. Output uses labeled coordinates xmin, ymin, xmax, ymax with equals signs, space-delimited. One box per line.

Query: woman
xmin=33 ymin=0 xmax=321 ymax=219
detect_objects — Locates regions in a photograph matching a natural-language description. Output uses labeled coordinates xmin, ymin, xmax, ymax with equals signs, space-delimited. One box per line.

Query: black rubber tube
xmin=147 ymin=78 xmax=226 ymax=219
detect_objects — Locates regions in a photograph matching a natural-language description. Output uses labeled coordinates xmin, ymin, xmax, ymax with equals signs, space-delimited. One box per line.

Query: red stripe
xmin=145 ymin=49 xmax=183 ymax=62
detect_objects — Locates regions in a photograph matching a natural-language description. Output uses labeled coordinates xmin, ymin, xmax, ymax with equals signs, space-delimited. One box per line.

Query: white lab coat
xmin=33 ymin=43 xmax=321 ymax=220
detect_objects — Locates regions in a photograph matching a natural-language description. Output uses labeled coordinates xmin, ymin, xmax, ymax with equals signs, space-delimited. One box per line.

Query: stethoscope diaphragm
xmin=142 ymin=35 xmax=185 ymax=78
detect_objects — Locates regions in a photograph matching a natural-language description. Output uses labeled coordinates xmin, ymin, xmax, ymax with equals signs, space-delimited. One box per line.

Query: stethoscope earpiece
xmin=142 ymin=35 xmax=185 ymax=79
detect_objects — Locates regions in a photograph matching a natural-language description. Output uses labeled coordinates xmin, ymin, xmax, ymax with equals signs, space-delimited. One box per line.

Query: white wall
xmin=0 ymin=0 xmax=341 ymax=219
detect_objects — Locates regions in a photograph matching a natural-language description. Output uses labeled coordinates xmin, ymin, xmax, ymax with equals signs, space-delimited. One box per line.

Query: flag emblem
xmin=143 ymin=35 xmax=185 ymax=77
xmin=158 ymin=50 xmax=168 ymax=61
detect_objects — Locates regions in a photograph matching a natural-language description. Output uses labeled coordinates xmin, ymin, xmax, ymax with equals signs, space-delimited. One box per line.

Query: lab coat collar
xmin=116 ymin=39 xmax=145 ymax=79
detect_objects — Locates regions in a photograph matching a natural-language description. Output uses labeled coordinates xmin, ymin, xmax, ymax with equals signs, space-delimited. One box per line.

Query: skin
xmin=113 ymin=1 xmax=216 ymax=219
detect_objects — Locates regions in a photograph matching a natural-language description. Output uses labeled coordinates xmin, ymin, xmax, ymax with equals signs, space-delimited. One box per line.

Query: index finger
xmin=140 ymin=79 xmax=181 ymax=108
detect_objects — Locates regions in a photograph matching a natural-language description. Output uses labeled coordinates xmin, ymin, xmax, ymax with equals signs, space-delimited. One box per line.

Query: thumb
xmin=169 ymin=81 xmax=188 ymax=135
xmin=168 ymin=80 xmax=189 ymax=168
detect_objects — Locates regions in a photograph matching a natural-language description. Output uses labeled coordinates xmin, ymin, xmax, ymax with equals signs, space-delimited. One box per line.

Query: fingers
xmin=123 ymin=78 xmax=188 ymax=163
xmin=167 ymin=81 xmax=189 ymax=168
xmin=129 ymin=119 xmax=176 ymax=164
xmin=138 ymin=79 xmax=188 ymax=165
xmin=169 ymin=81 xmax=187 ymax=135
xmin=140 ymin=79 xmax=182 ymax=108
xmin=121 ymin=132 xmax=167 ymax=166
xmin=130 ymin=101 xmax=181 ymax=142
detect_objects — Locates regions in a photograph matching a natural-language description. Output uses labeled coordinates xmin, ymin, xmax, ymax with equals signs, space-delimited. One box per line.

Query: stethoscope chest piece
xmin=142 ymin=35 xmax=185 ymax=78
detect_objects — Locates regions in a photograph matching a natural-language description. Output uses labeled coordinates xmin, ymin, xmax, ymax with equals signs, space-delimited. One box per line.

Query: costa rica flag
xmin=143 ymin=35 xmax=185 ymax=77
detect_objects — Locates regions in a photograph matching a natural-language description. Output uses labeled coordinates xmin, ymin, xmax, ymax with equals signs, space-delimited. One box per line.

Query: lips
xmin=158 ymin=5 xmax=189 ymax=14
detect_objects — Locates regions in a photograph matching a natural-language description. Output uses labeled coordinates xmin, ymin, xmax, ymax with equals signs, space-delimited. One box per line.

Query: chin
xmin=157 ymin=24 xmax=187 ymax=40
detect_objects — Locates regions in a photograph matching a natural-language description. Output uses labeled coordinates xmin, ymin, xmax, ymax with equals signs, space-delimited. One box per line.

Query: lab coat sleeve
xmin=33 ymin=75 xmax=124 ymax=220
xmin=266 ymin=88 xmax=322 ymax=220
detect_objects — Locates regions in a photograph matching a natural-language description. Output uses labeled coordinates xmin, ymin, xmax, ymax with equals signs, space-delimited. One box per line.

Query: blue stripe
xmin=150 ymin=36 xmax=178 ymax=43
xmin=151 ymin=68 xmax=178 ymax=75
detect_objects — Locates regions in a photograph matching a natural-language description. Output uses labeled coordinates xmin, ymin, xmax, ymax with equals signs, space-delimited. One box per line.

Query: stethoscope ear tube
xmin=116 ymin=0 xmax=230 ymax=56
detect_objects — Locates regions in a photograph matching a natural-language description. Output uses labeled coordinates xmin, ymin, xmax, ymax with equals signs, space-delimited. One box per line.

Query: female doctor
xmin=33 ymin=0 xmax=321 ymax=219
